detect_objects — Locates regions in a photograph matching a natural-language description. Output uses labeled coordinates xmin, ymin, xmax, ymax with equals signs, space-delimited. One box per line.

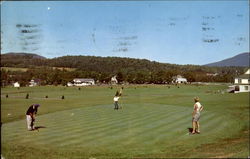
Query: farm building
xmin=69 ymin=78 xmax=95 ymax=86
xmin=231 ymin=69 xmax=250 ymax=93
xmin=206 ymin=73 xmax=218 ymax=76
xmin=29 ymin=79 xmax=41 ymax=87
xmin=13 ymin=82 xmax=20 ymax=88
xmin=111 ymin=76 xmax=118 ymax=85
xmin=172 ymin=75 xmax=187 ymax=84
xmin=67 ymin=82 xmax=74 ymax=87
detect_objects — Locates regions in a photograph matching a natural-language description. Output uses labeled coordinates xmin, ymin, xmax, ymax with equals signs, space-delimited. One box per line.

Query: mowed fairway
xmin=1 ymin=85 xmax=249 ymax=158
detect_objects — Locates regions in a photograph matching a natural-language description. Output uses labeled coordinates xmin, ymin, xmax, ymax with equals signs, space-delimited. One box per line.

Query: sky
xmin=1 ymin=1 xmax=249 ymax=65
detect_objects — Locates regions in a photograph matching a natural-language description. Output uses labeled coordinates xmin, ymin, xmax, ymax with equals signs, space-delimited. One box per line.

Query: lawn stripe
xmin=99 ymin=111 xmax=203 ymax=147
xmin=96 ymin=111 xmax=217 ymax=148
xmin=140 ymin=113 xmax=219 ymax=145
xmin=58 ymin=109 xmax=191 ymax=147
xmin=200 ymin=114 xmax=230 ymax=135
xmin=1 ymin=104 xmax=174 ymax=143
xmin=40 ymin=106 xmax=187 ymax=145
xmin=2 ymin=104 xmax=230 ymax=152
xmin=41 ymin=104 xmax=180 ymax=125
xmin=29 ymin=105 xmax=175 ymax=141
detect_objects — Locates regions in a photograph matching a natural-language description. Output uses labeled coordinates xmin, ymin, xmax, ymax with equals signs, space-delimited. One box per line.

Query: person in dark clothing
xmin=26 ymin=104 xmax=40 ymax=131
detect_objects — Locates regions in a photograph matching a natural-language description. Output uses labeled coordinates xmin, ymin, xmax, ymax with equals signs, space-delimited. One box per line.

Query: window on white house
xmin=238 ymin=79 xmax=242 ymax=84
xmin=235 ymin=86 xmax=240 ymax=91
xmin=244 ymin=86 xmax=248 ymax=90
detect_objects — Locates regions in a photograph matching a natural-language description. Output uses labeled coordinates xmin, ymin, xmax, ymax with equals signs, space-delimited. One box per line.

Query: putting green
xmin=2 ymin=103 xmax=233 ymax=158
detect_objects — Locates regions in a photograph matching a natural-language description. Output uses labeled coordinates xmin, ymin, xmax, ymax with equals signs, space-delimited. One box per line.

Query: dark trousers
xmin=114 ymin=101 xmax=119 ymax=109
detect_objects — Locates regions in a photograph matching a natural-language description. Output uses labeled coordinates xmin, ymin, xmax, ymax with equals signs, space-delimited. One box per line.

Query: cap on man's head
xmin=194 ymin=97 xmax=199 ymax=102
xmin=34 ymin=104 xmax=40 ymax=107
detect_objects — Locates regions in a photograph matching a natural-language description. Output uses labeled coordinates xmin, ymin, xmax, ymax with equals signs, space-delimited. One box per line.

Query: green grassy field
xmin=1 ymin=67 xmax=28 ymax=72
xmin=1 ymin=84 xmax=249 ymax=158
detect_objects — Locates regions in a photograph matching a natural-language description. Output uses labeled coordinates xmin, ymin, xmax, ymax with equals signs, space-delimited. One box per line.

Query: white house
xmin=111 ymin=76 xmax=118 ymax=85
xmin=206 ymin=73 xmax=218 ymax=76
xmin=245 ymin=69 xmax=250 ymax=74
xmin=29 ymin=79 xmax=41 ymax=87
xmin=72 ymin=78 xmax=95 ymax=86
xmin=13 ymin=82 xmax=20 ymax=88
xmin=172 ymin=75 xmax=187 ymax=84
xmin=232 ymin=69 xmax=250 ymax=93
xmin=67 ymin=82 xmax=74 ymax=87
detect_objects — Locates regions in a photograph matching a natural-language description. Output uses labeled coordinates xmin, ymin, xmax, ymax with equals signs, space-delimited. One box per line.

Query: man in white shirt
xmin=114 ymin=91 xmax=120 ymax=110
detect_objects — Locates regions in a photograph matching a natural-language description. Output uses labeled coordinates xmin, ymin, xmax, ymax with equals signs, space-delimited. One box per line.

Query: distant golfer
xmin=114 ymin=91 xmax=120 ymax=110
xmin=26 ymin=104 xmax=40 ymax=131
xmin=191 ymin=97 xmax=203 ymax=134
xmin=119 ymin=87 xmax=123 ymax=96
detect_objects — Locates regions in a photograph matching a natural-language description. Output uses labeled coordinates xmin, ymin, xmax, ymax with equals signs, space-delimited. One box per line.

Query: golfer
xmin=191 ymin=97 xmax=203 ymax=134
xmin=114 ymin=91 xmax=120 ymax=110
xmin=26 ymin=104 xmax=40 ymax=131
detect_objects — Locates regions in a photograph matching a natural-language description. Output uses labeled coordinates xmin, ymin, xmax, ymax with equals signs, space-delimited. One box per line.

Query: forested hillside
xmin=1 ymin=53 xmax=247 ymax=86
xmin=1 ymin=53 xmax=47 ymax=67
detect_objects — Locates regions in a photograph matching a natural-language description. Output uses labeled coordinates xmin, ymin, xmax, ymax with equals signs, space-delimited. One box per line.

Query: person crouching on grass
xmin=26 ymin=104 xmax=40 ymax=131
xmin=114 ymin=91 xmax=120 ymax=110
xmin=191 ymin=97 xmax=203 ymax=134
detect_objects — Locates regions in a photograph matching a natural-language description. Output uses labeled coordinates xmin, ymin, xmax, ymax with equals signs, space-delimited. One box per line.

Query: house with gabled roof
xmin=29 ymin=79 xmax=41 ymax=87
xmin=230 ymin=69 xmax=250 ymax=93
xmin=13 ymin=82 xmax=20 ymax=88
xmin=71 ymin=78 xmax=95 ymax=86
xmin=172 ymin=75 xmax=187 ymax=84
xmin=111 ymin=75 xmax=118 ymax=85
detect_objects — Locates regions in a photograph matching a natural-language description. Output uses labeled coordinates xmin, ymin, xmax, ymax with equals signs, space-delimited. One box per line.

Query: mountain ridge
xmin=204 ymin=52 xmax=249 ymax=67
xmin=1 ymin=52 xmax=247 ymax=85
xmin=1 ymin=52 xmax=249 ymax=67
xmin=1 ymin=52 xmax=46 ymax=59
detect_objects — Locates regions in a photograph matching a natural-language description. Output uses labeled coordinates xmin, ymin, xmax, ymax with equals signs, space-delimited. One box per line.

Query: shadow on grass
xmin=34 ymin=126 xmax=46 ymax=131
xmin=187 ymin=127 xmax=201 ymax=134
xmin=187 ymin=127 xmax=193 ymax=133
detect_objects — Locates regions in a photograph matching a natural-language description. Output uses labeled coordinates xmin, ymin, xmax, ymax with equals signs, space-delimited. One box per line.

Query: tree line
xmin=1 ymin=53 xmax=247 ymax=86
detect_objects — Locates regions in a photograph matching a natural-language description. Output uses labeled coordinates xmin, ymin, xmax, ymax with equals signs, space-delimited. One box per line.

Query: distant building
xmin=29 ymin=79 xmax=41 ymax=87
xmin=67 ymin=82 xmax=74 ymax=87
xmin=70 ymin=78 xmax=95 ymax=86
xmin=206 ymin=73 xmax=218 ymax=76
xmin=244 ymin=69 xmax=250 ymax=74
xmin=232 ymin=69 xmax=250 ymax=93
xmin=172 ymin=75 xmax=187 ymax=84
xmin=111 ymin=76 xmax=118 ymax=85
xmin=13 ymin=82 xmax=20 ymax=88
